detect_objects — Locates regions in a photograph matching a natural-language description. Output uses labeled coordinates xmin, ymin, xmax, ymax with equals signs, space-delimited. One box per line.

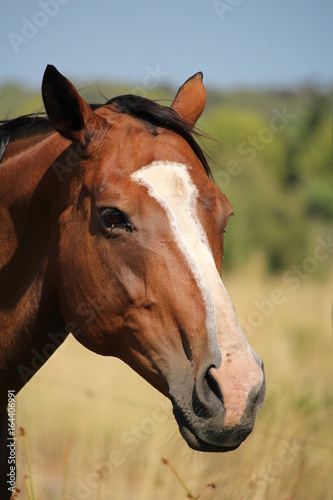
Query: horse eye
xmin=99 ymin=208 xmax=133 ymax=235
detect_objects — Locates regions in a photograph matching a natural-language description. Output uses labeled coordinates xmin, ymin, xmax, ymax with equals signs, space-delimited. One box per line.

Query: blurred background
xmin=1 ymin=1 xmax=332 ymax=498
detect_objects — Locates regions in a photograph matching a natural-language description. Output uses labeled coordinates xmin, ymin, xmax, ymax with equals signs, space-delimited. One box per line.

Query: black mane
xmin=0 ymin=114 xmax=51 ymax=163
xmin=0 ymin=95 xmax=211 ymax=176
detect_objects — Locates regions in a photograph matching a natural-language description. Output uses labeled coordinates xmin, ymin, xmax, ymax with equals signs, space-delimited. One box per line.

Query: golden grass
xmin=14 ymin=258 xmax=333 ymax=499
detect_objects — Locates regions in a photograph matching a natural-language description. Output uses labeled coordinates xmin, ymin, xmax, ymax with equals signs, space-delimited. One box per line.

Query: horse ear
xmin=42 ymin=64 xmax=95 ymax=144
xmin=171 ymin=72 xmax=206 ymax=128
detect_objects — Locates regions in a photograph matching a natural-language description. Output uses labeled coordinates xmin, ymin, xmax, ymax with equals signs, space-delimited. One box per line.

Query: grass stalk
xmin=161 ymin=458 xmax=197 ymax=499
xmin=19 ymin=427 xmax=35 ymax=500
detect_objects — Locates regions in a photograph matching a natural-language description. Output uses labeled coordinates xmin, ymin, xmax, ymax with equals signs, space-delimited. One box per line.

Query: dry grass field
xmin=14 ymin=257 xmax=333 ymax=500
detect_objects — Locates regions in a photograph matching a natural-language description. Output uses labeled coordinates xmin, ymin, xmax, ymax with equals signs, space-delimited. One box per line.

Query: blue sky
xmin=1 ymin=0 xmax=333 ymax=92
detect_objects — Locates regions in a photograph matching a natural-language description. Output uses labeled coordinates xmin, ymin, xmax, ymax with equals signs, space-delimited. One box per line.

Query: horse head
xmin=42 ymin=65 xmax=265 ymax=452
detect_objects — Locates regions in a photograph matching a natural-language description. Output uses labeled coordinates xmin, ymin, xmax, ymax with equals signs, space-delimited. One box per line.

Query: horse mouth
xmin=172 ymin=405 xmax=244 ymax=453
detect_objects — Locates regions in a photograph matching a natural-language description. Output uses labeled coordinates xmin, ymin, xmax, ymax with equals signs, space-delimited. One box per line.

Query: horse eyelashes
xmin=99 ymin=207 xmax=133 ymax=236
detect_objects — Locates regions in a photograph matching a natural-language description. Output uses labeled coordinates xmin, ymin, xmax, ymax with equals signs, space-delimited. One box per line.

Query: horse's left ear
xmin=171 ymin=72 xmax=206 ymax=128
xmin=42 ymin=64 xmax=97 ymax=145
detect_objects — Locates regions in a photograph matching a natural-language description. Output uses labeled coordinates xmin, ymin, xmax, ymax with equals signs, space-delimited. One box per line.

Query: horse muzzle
xmin=170 ymin=355 xmax=266 ymax=452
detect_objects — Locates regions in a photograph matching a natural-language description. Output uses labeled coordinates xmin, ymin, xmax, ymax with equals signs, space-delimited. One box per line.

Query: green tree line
xmin=202 ymin=87 xmax=332 ymax=273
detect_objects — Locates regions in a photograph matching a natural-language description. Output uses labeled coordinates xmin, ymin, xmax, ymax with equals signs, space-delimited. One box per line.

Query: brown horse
xmin=0 ymin=65 xmax=265 ymax=496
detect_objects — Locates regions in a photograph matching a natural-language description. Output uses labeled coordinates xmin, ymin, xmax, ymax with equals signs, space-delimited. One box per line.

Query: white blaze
xmin=131 ymin=161 xmax=248 ymax=353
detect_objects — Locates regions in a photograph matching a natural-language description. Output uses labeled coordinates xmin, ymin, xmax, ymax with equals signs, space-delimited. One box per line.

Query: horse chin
xmin=172 ymin=406 xmax=242 ymax=453
xmin=179 ymin=425 xmax=241 ymax=453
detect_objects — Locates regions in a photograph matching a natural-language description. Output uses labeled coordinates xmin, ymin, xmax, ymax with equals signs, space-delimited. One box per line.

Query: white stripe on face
xmin=131 ymin=161 xmax=250 ymax=356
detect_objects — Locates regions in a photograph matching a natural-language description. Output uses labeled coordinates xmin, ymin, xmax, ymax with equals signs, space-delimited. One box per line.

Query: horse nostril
xmin=192 ymin=365 xmax=225 ymax=418
xmin=206 ymin=367 xmax=224 ymax=405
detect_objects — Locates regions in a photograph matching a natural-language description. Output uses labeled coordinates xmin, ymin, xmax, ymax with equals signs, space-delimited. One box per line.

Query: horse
xmin=0 ymin=65 xmax=265 ymax=497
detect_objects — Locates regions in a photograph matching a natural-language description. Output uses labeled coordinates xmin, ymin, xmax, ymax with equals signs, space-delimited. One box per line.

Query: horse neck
xmin=0 ymin=132 xmax=72 ymax=402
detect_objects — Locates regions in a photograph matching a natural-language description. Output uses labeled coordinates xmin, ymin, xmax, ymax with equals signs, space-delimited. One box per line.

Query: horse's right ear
xmin=42 ymin=65 xmax=96 ymax=145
